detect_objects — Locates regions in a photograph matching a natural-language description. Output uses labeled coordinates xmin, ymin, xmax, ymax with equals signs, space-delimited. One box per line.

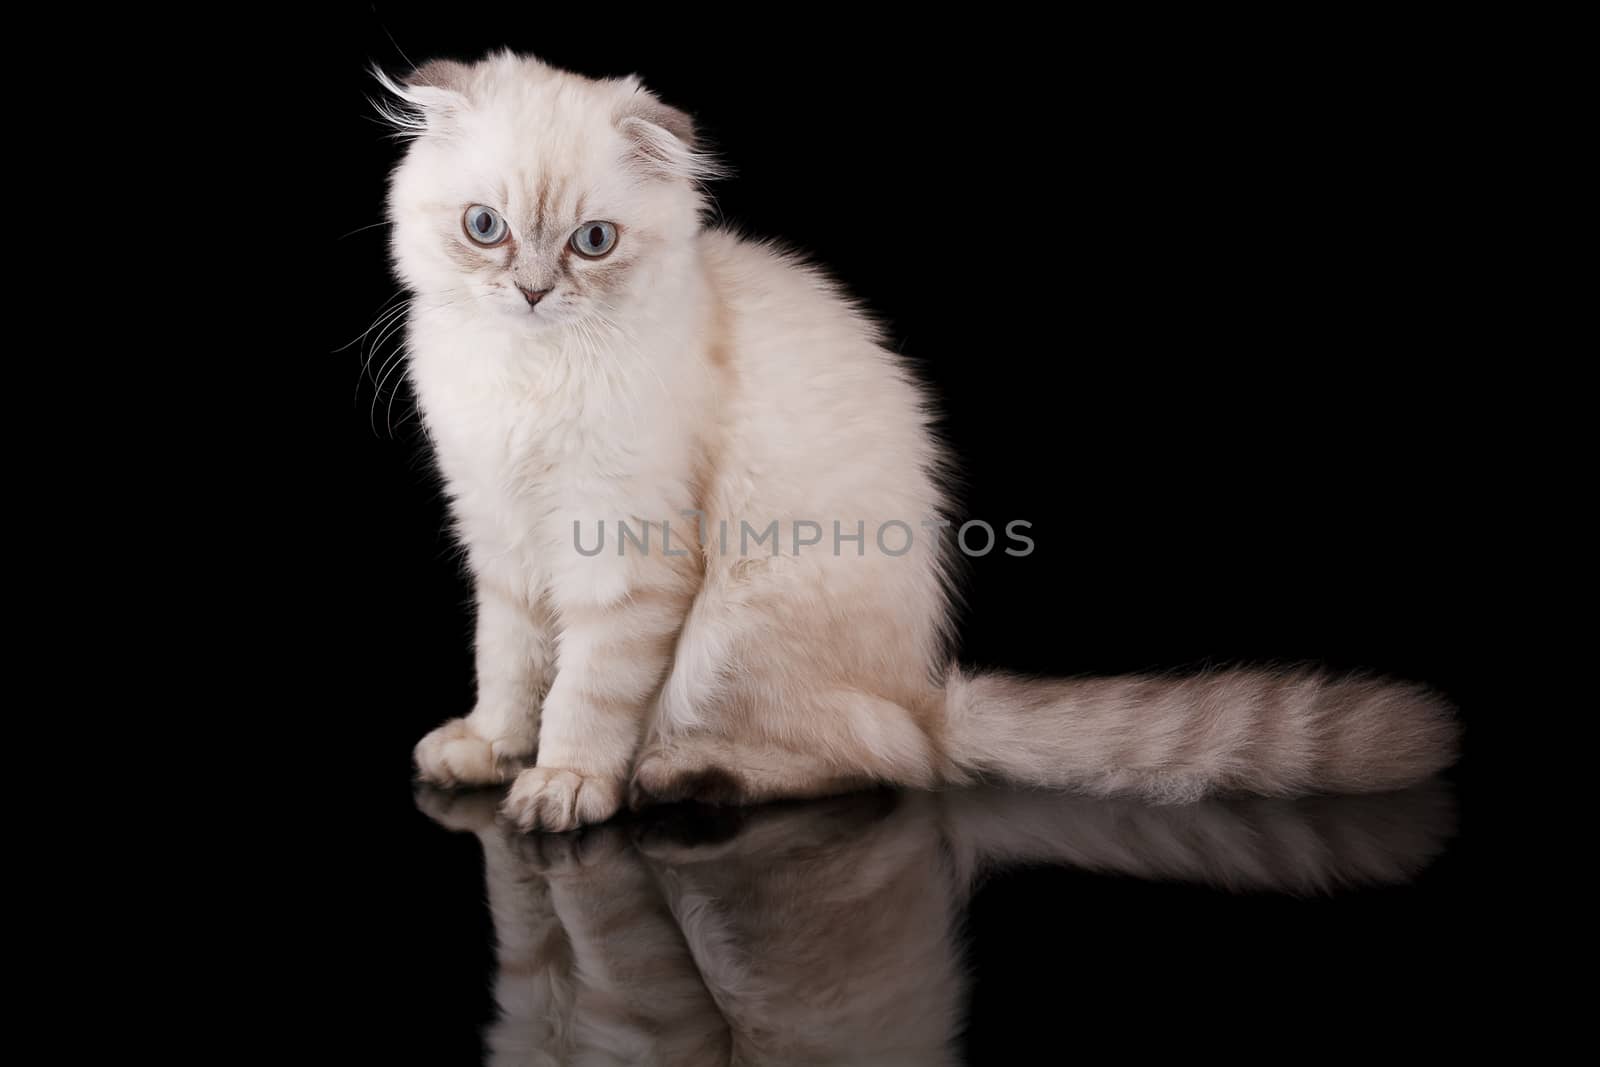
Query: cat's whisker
xmin=339 ymin=291 xmax=409 ymax=355
xmin=370 ymin=343 xmax=412 ymax=437
xmin=385 ymin=355 xmax=411 ymax=438
xmin=358 ymin=303 xmax=413 ymax=379
xmin=363 ymin=311 xmax=414 ymax=389
xmin=337 ymin=219 xmax=391 ymax=242
xmin=352 ymin=290 xmax=471 ymax=393
xmin=356 ymin=292 xmax=476 ymax=403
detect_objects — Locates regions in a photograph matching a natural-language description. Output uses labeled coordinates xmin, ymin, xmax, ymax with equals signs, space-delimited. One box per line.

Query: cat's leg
xmin=651 ymin=578 xmax=736 ymax=734
xmin=631 ymin=688 xmax=941 ymax=809
xmin=415 ymin=578 xmax=554 ymax=787
xmin=504 ymin=555 xmax=695 ymax=831
xmin=641 ymin=547 xmax=951 ymax=808
xmin=629 ymin=730 xmax=868 ymax=810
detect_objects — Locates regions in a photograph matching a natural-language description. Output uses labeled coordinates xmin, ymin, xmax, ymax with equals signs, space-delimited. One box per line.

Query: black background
xmin=326 ymin=8 xmax=1488 ymax=1062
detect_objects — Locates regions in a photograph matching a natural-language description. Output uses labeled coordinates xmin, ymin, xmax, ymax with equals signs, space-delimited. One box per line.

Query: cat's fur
xmin=381 ymin=51 xmax=1458 ymax=831
xmin=416 ymin=781 xmax=1455 ymax=1064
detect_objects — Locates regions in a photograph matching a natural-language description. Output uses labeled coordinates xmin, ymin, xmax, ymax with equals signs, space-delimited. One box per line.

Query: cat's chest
xmin=423 ymin=380 xmax=563 ymax=481
xmin=409 ymin=344 xmax=669 ymax=530
xmin=417 ymin=366 xmax=596 ymax=504
xmin=405 ymin=318 xmax=702 ymax=573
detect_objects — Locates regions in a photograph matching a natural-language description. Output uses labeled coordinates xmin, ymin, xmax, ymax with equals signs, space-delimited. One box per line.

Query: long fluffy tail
xmin=940 ymin=667 xmax=1458 ymax=802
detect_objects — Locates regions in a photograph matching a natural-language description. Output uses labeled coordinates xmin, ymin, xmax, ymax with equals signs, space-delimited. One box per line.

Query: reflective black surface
xmin=345 ymin=778 xmax=1469 ymax=1064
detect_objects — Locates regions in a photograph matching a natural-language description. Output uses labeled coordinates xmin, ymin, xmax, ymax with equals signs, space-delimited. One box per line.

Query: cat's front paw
xmin=414 ymin=718 xmax=523 ymax=788
xmin=502 ymin=767 xmax=623 ymax=832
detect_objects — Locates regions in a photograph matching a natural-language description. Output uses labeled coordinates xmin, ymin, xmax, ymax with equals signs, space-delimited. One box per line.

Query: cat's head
xmin=380 ymin=51 xmax=714 ymax=331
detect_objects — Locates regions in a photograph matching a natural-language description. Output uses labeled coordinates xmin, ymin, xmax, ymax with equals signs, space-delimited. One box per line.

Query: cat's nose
xmin=517 ymin=285 xmax=551 ymax=308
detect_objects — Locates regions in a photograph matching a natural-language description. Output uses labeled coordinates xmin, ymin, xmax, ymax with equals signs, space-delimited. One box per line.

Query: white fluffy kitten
xmin=382 ymin=51 xmax=1456 ymax=831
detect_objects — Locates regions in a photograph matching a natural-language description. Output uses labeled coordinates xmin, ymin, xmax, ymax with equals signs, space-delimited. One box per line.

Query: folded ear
xmin=614 ymin=81 xmax=720 ymax=181
xmin=370 ymin=60 xmax=471 ymax=136
xmin=403 ymin=58 xmax=470 ymax=93
xmin=623 ymin=92 xmax=698 ymax=149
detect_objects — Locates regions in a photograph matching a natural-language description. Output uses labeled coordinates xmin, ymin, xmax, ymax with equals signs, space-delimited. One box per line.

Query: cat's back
xmin=696 ymin=229 xmax=932 ymax=450
xmin=693 ymin=228 xmax=945 ymax=537
xmin=697 ymin=229 xmax=884 ymax=353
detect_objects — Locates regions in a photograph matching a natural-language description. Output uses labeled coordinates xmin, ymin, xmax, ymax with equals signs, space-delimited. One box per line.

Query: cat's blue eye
xmin=463 ymin=205 xmax=509 ymax=246
xmin=570 ymin=221 xmax=618 ymax=259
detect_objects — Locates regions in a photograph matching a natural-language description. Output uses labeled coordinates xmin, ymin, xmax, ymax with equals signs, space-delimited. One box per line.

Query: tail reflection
xmin=416 ymin=781 xmax=1454 ymax=1065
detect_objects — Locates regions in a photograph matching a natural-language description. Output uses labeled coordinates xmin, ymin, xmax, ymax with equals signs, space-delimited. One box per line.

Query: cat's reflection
xmin=417 ymin=781 xmax=1455 ymax=1066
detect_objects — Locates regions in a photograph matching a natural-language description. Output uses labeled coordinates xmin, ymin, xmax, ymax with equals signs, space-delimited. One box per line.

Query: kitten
xmin=415 ymin=781 xmax=1455 ymax=1064
xmin=379 ymin=51 xmax=1458 ymax=832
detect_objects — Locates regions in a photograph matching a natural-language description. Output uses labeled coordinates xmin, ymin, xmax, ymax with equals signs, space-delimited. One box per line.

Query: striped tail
xmin=940 ymin=667 xmax=1459 ymax=802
